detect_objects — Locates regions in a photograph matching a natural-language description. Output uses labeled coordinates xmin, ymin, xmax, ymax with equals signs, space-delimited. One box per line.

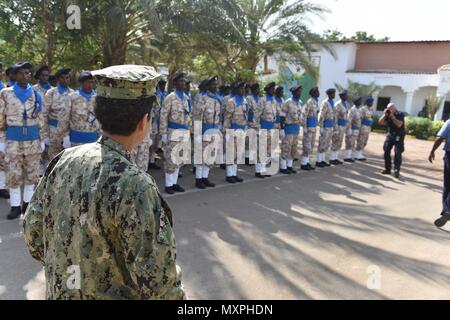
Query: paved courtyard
xmin=0 ymin=132 xmax=448 ymax=299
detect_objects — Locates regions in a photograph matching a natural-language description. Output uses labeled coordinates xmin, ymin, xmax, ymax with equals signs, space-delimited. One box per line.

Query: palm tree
xmin=335 ymin=80 xmax=381 ymax=102
xmin=235 ymin=0 xmax=330 ymax=80
xmin=426 ymin=95 xmax=443 ymax=120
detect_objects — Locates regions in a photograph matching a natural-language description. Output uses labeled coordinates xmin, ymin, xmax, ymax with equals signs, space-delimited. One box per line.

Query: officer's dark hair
xmin=95 ymin=96 xmax=154 ymax=136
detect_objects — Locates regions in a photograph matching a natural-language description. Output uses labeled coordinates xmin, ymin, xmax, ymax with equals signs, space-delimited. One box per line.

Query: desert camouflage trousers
xmin=47 ymin=126 xmax=64 ymax=161
xmin=131 ymin=140 xmax=151 ymax=172
xmin=5 ymin=152 xmax=41 ymax=188
xmin=163 ymin=131 xmax=191 ymax=174
xmin=281 ymin=134 xmax=299 ymax=160
xmin=331 ymin=126 xmax=347 ymax=152
xmin=317 ymin=128 xmax=334 ymax=153
xmin=302 ymin=128 xmax=317 ymax=157
xmin=356 ymin=126 xmax=371 ymax=151
xmin=345 ymin=129 xmax=360 ymax=152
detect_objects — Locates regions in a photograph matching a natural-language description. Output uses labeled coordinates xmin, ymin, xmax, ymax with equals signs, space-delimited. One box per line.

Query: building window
xmin=442 ymin=102 xmax=450 ymax=121
xmin=377 ymin=97 xmax=391 ymax=111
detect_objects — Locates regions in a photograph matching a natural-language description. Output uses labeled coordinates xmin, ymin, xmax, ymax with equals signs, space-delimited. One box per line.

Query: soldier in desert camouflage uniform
xmin=192 ymin=76 xmax=221 ymax=189
xmin=254 ymin=82 xmax=278 ymax=178
xmin=43 ymin=68 xmax=74 ymax=161
xmin=330 ymin=90 xmax=349 ymax=165
xmin=32 ymin=65 xmax=52 ymax=99
xmin=60 ymin=71 xmax=99 ymax=148
xmin=0 ymin=63 xmax=9 ymax=200
xmin=23 ymin=64 xmax=185 ymax=300
xmin=223 ymin=81 xmax=247 ymax=183
xmin=0 ymin=62 xmax=46 ymax=220
xmin=280 ymin=85 xmax=303 ymax=175
xmin=148 ymin=79 xmax=168 ymax=170
xmin=344 ymin=96 xmax=363 ymax=163
xmin=300 ymin=87 xmax=320 ymax=171
xmin=316 ymin=88 xmax=336 ymax=168
xmin=355 ymin=96 xmax=375 ymax=161
xmin=160 ymin=73 xmax=191 ymax=194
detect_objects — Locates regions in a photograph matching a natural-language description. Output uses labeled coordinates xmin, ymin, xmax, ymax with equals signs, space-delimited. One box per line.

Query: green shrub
xmin=405 ymin=116 xmax=444 ymax=140
xmin=371 ymin=114 xmax=385 ymax=131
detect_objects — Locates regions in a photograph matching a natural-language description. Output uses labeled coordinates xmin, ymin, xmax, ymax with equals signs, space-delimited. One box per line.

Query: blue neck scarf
xmin=13 ymin=83 xmax=33 ymax=104
xmin=342 ymin=100 xmax=347 ymax=108
xmin=328 ymin=99 xmax=335 ymax=108
xmin=235 ymin=94 xmax=244 ymax=107
xmin=253 ymin=95 xmax=260 ymax=104
xmin=293 ymin=97 xmax=301 ymax=104
xmin=57 ymin=84 xmax=69 ymax=95
xmin=0 ymin=81 xmax=3 ymax=88
xmin=313 ymin=97 xmax=319 ymax=102
xmin=265 ymin=94 xmax=274 ymax=102
xmin=79 ymin=89 xmax=95 ymax=101
xmin=40 ymin=81 xmax=51 ymax=90
xmin=175 ymin=89 xmax=185 ymax=101
xmin=275 ymin=96 xmax=283 ymax=104
xmin=208 ymin=91 xmax=222 ymax=106
xmin=7 ymin=80 xmax=15 ymax=87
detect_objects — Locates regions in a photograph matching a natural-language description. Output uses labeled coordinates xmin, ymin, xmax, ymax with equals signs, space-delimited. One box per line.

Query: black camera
xmin=386 ymin=110 xmax=391 ymax=116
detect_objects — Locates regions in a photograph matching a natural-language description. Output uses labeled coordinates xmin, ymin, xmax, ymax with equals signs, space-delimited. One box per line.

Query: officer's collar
xmin=98 ymin=136 xmax=132 ymax=162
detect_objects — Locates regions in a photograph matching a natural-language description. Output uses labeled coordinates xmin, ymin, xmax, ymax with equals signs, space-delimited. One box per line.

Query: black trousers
xmin=383 ymin=134 xmax=404 ymax=171
xmin=443 ymin=152 xmax=450 ymax=214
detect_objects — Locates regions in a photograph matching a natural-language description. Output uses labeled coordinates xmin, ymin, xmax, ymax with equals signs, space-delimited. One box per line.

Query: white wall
xmin=377 ymin=86 xmax=406 ymax=112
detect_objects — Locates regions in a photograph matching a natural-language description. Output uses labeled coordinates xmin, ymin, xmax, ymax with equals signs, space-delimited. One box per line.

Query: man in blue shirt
xmin=378 ymin=103 xmax=405 ymax=178
xmin=429 ymin=119 xmax=450 ymax=227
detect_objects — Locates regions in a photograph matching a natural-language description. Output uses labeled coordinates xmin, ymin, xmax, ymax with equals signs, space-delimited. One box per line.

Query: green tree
xmin=426 ymin=95 xmax=443 ymax=120
xmin=335 ymin=80 xmax=381 ymax=102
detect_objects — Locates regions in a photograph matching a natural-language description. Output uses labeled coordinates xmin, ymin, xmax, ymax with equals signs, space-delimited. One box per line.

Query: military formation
xmin=0 ymin=61 xmax=375 ymax=221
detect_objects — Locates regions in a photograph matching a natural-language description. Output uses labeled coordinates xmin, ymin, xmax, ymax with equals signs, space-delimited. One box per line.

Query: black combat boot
xmin=344 ymin=158 xmax=355 ymax=163
xmin=306 ymin=163 xmax=316 ymax=170
xmin=7 ymin=206 xmax=21 ymax=220
xmin=226 ymin=176 xmax=236 ymax=184
xmin=316 ymin=162 xmax=325 ymax=168
xmin=255 ymin=173 xmax=265 ymax=179
xmin=0 ymin=189 xmax=10 ymax=199
xmin=202 ymin=178 xmax=216 ymax=187
xmin=280 ymin=169 xmax=290 ymax=175
xmin=287 ymin=167 xmax=297 ymax=174
xmin=195 ymin=179 xmax=206 ymax=189
xmin=22 ymin=203 xmax=29 ymax=214
xmin=165 ymin=186 xmax=175 ymax=195
xmin=172 ymin=184 xmax=185 ymax=193
xmin=234 ymin=176 xmax=244 ymax=183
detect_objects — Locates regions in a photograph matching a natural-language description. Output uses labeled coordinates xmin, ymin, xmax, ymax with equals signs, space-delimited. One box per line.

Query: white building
xmin=259 ymin=41 xmax=450 ymax=120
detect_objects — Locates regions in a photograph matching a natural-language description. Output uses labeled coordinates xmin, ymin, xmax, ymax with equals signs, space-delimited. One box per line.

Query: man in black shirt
xmin=378 ymin=103 xmax=405 ymax=178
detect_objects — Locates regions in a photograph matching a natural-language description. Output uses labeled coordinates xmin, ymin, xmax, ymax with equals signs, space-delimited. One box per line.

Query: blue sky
xmin=310 ymin=0 xmax=450 ymax=41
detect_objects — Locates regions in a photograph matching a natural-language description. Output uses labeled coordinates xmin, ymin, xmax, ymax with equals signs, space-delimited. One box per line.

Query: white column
xmin=404 ymin=91 xmax=414 ymax=115
xmin=436 ymin=92 xmax=447 ymax=121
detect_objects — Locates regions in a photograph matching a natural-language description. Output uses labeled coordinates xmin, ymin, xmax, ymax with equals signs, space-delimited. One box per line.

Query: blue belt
xmin=48 ymin=118 xmax=58 ymax=127
xmin=275 ymin=115 xmax=281 ymax=124
xmin=338 ymin=118 xmax=347 ymax=127
xmin=352 ymin=125 xmax=360 ymax=130
xmin=284 ymin=123 xmax=300 ymax=135
xmin=362 ymin=119 xmax=373 ymax=126
xmin=70 ymin=130 xmax=99 ymax=143
xmin=168 ymin=121 xmax=189 ymax=130
xmin=6 ymin=125 xmax=40 ymax=141
xmin=307 ymin=117 xmax=317 ymax=128
xmin=323 ymin=119 xmax=334 ymax=128
xmin=202 ymin=123 xmax=219 ymax=134
xmin=247 ymin=111 xmax=254 ymax=122
xmin=230 ymin=123 xmax=246 ymax=130
xmin=260 ymin=120 xmax=275 ymax=130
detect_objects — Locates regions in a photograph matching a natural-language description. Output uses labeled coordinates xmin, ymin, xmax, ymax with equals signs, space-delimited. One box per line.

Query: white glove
xmin=0 ymin=142 xmax=5 ymax=153
xmin=161 ymin=134 xmax=168 ymax=144
xmin=63 ymin=135 xmax=71 ymax=149
xmin=148 ymin=138 xmax=153 ymax=146
xmin=279 ymin=129 xmax=286 ymax=140
xmin=320 ymin=128 xmax=324 ymax=135
xmin=40 ymin=141 xmax=46 ymax=152
xmin=347 ymin=128 xmax=352 ymax=136
xmin=43 ymin=138 xmax=49 ymax=146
